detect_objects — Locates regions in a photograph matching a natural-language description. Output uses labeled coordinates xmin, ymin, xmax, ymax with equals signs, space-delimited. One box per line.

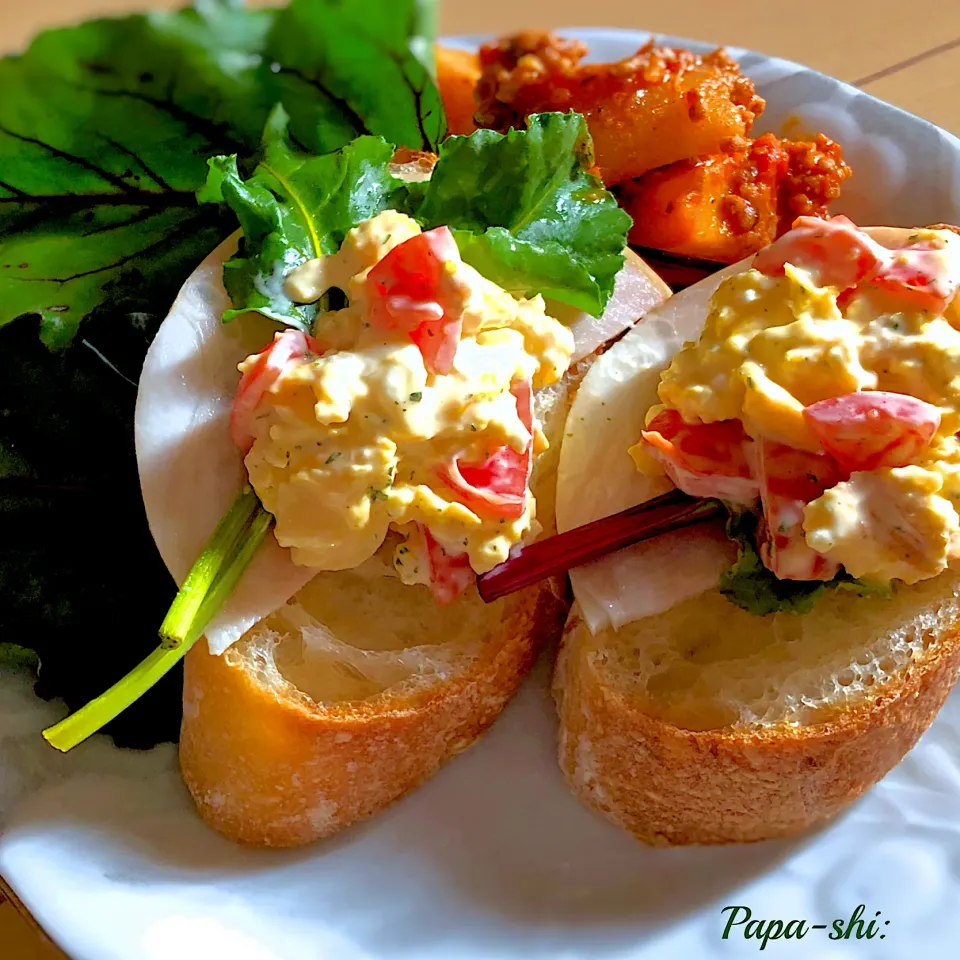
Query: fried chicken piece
xmin=475 ymin=31 xmax=764 ymax=185
xmin=620 ymin=133 xmax=852 ymax=263
xmin=435 ymin=45 xmax=481 ymax=136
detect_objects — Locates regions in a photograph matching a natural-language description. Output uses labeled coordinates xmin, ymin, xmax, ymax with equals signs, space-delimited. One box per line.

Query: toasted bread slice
xmin=555 ymin=547 xmax=960 ymax=846
xmin=552 ymin=224 xmax=960 ymax=845
xmin=142 ymin=199 xmax=667 ymax=845
xmin=179 ymin=369 xmax=578 ymax=847
xmin=181 ymin=562 xmax=567 ymax=847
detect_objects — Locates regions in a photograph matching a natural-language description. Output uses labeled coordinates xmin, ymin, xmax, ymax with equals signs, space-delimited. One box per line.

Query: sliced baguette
xmin=176 ymin=258 xmax=667 ymax=846
xmin=553 ymin=224 xmax=960 ymax=845
xmin=555 ymin=577 xmax=960 ymax=844
xmin=181 ymin=558 xmax=567 ymax=847
xmin=179 ymin=377 xmax=577 ymax=847
xmin=146 ymin=164 xmax=667 ymax=844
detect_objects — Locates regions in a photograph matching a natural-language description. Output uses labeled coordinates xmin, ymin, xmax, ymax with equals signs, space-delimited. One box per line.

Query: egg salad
xmin=631 ymin=216 xmax=960 ymax=587
xmin=231 ymin=211 xmax=574 ymax=602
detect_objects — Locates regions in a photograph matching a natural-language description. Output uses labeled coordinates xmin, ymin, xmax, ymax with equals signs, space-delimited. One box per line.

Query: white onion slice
xmin=555 ymin=260 xmax=749 ymax=633
xmin=135 ymin=236 xmax=320 ymax=656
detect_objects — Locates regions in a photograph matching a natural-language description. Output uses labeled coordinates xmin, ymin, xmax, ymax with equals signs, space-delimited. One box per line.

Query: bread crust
xmin=181 ymin=576 xmax=567 ymax=847
xmin=553 ymin=607 xmax=960 ymax=844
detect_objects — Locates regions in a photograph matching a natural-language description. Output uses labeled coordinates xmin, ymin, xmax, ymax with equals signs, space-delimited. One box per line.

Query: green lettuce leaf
xmin=417 ymin=114 xmax=631 ymax=315
xmin=719 ymin=513 xmax=826 ymax=615
xmin=208 ymin=112 xmax=632 ymax=326
xmin=832 ymin=575 xmax=894 ymax=600
xmin=719 ymin=511 xmax=894 ymax=616
xmin=0 ymin=1 xmax=273 ymax=746
xmin=1 ymin=312 xmax=183 ymax=747
xmin=0 ymin=0 xmax=446 ymax=345
xmin=0 ymin=643 xmax=40 ymax=673
xmin=263 ymin=0 xmax=444 ymax=154
xmin=203 ymin=106 xmax=404 ymax=326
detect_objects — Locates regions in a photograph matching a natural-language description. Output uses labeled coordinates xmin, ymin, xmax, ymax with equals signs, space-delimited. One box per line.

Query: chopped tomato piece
xmin=409 ymin=316 xmax=461 ymax=376
xmin=409 ymin=525 xmax=476 ymax=605
xmin=759 ymin=496 xmax=840 ymax=581
xmin=642 ymin=409 xmax=751 ymax=474
xmin=752 ymin=439 xmax=846 ymax=502
xmin=230 ymin=329 xmax=322 ymax=452
xmin=652 ymin=457 xmax=759 ymax=503
xmin=641 ymin=409 xmax=759 ymax=504
xmin=868 ymin=242 xmax=960 ymax=315
xmin=437 ymin=381 xmax=533 ymax=520
xmin=756 ymin=216 xmax=960 ymax=317
xmin=367 ymin=226 xmax=464 ymax=375
xmin=803 ymin=391 xmax=940 ymax=472
xmin=424 ymin=527 xmax=476 ymax=604
xmin=754 ymin=215 xmax=883 ymax=290
xmin=751 ymin=437 xmax=843 ymax=581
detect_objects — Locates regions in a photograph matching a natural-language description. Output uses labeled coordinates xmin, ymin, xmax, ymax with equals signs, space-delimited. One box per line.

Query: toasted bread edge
xmin=553 ymin=607 xmax=960 ymax=845
xmin=180 ymin=575 xmax=567 ymax=847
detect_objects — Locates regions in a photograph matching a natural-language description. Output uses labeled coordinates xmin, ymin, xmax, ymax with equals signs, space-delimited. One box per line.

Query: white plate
xmin=4 ymin=28 xmax=960 ymax=960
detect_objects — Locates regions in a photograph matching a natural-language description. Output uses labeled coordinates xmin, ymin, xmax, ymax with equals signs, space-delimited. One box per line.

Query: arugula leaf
xmin=719 ymin=511 xmax=894 ymax=616
xmin=417 ymin=114 xmax=631 ymax=315
xmin=202 ymin=106 xmax=403 ymax=326
xmin=264 ymin=0 xmax=445 ymax=154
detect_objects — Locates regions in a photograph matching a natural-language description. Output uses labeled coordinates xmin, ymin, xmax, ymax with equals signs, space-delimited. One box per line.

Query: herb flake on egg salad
xmin=631 ymin=215 xmax=960 ymax=615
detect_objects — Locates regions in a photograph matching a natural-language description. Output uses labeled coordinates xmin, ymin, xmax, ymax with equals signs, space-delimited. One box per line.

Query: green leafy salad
xmin=0 ymin=0 xmax=631 ymax=748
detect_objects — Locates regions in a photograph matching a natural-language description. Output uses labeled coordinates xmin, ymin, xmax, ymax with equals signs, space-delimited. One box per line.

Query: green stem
xmin=190 ymin=501 xmax=273 ymax=643
xmin=42 ymin=644 xmax=194 ymax=753
xmin=42 ymin=490 xmax=272 ymax=753
xmin=159 ymin=487 xmax=263 ymax=647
